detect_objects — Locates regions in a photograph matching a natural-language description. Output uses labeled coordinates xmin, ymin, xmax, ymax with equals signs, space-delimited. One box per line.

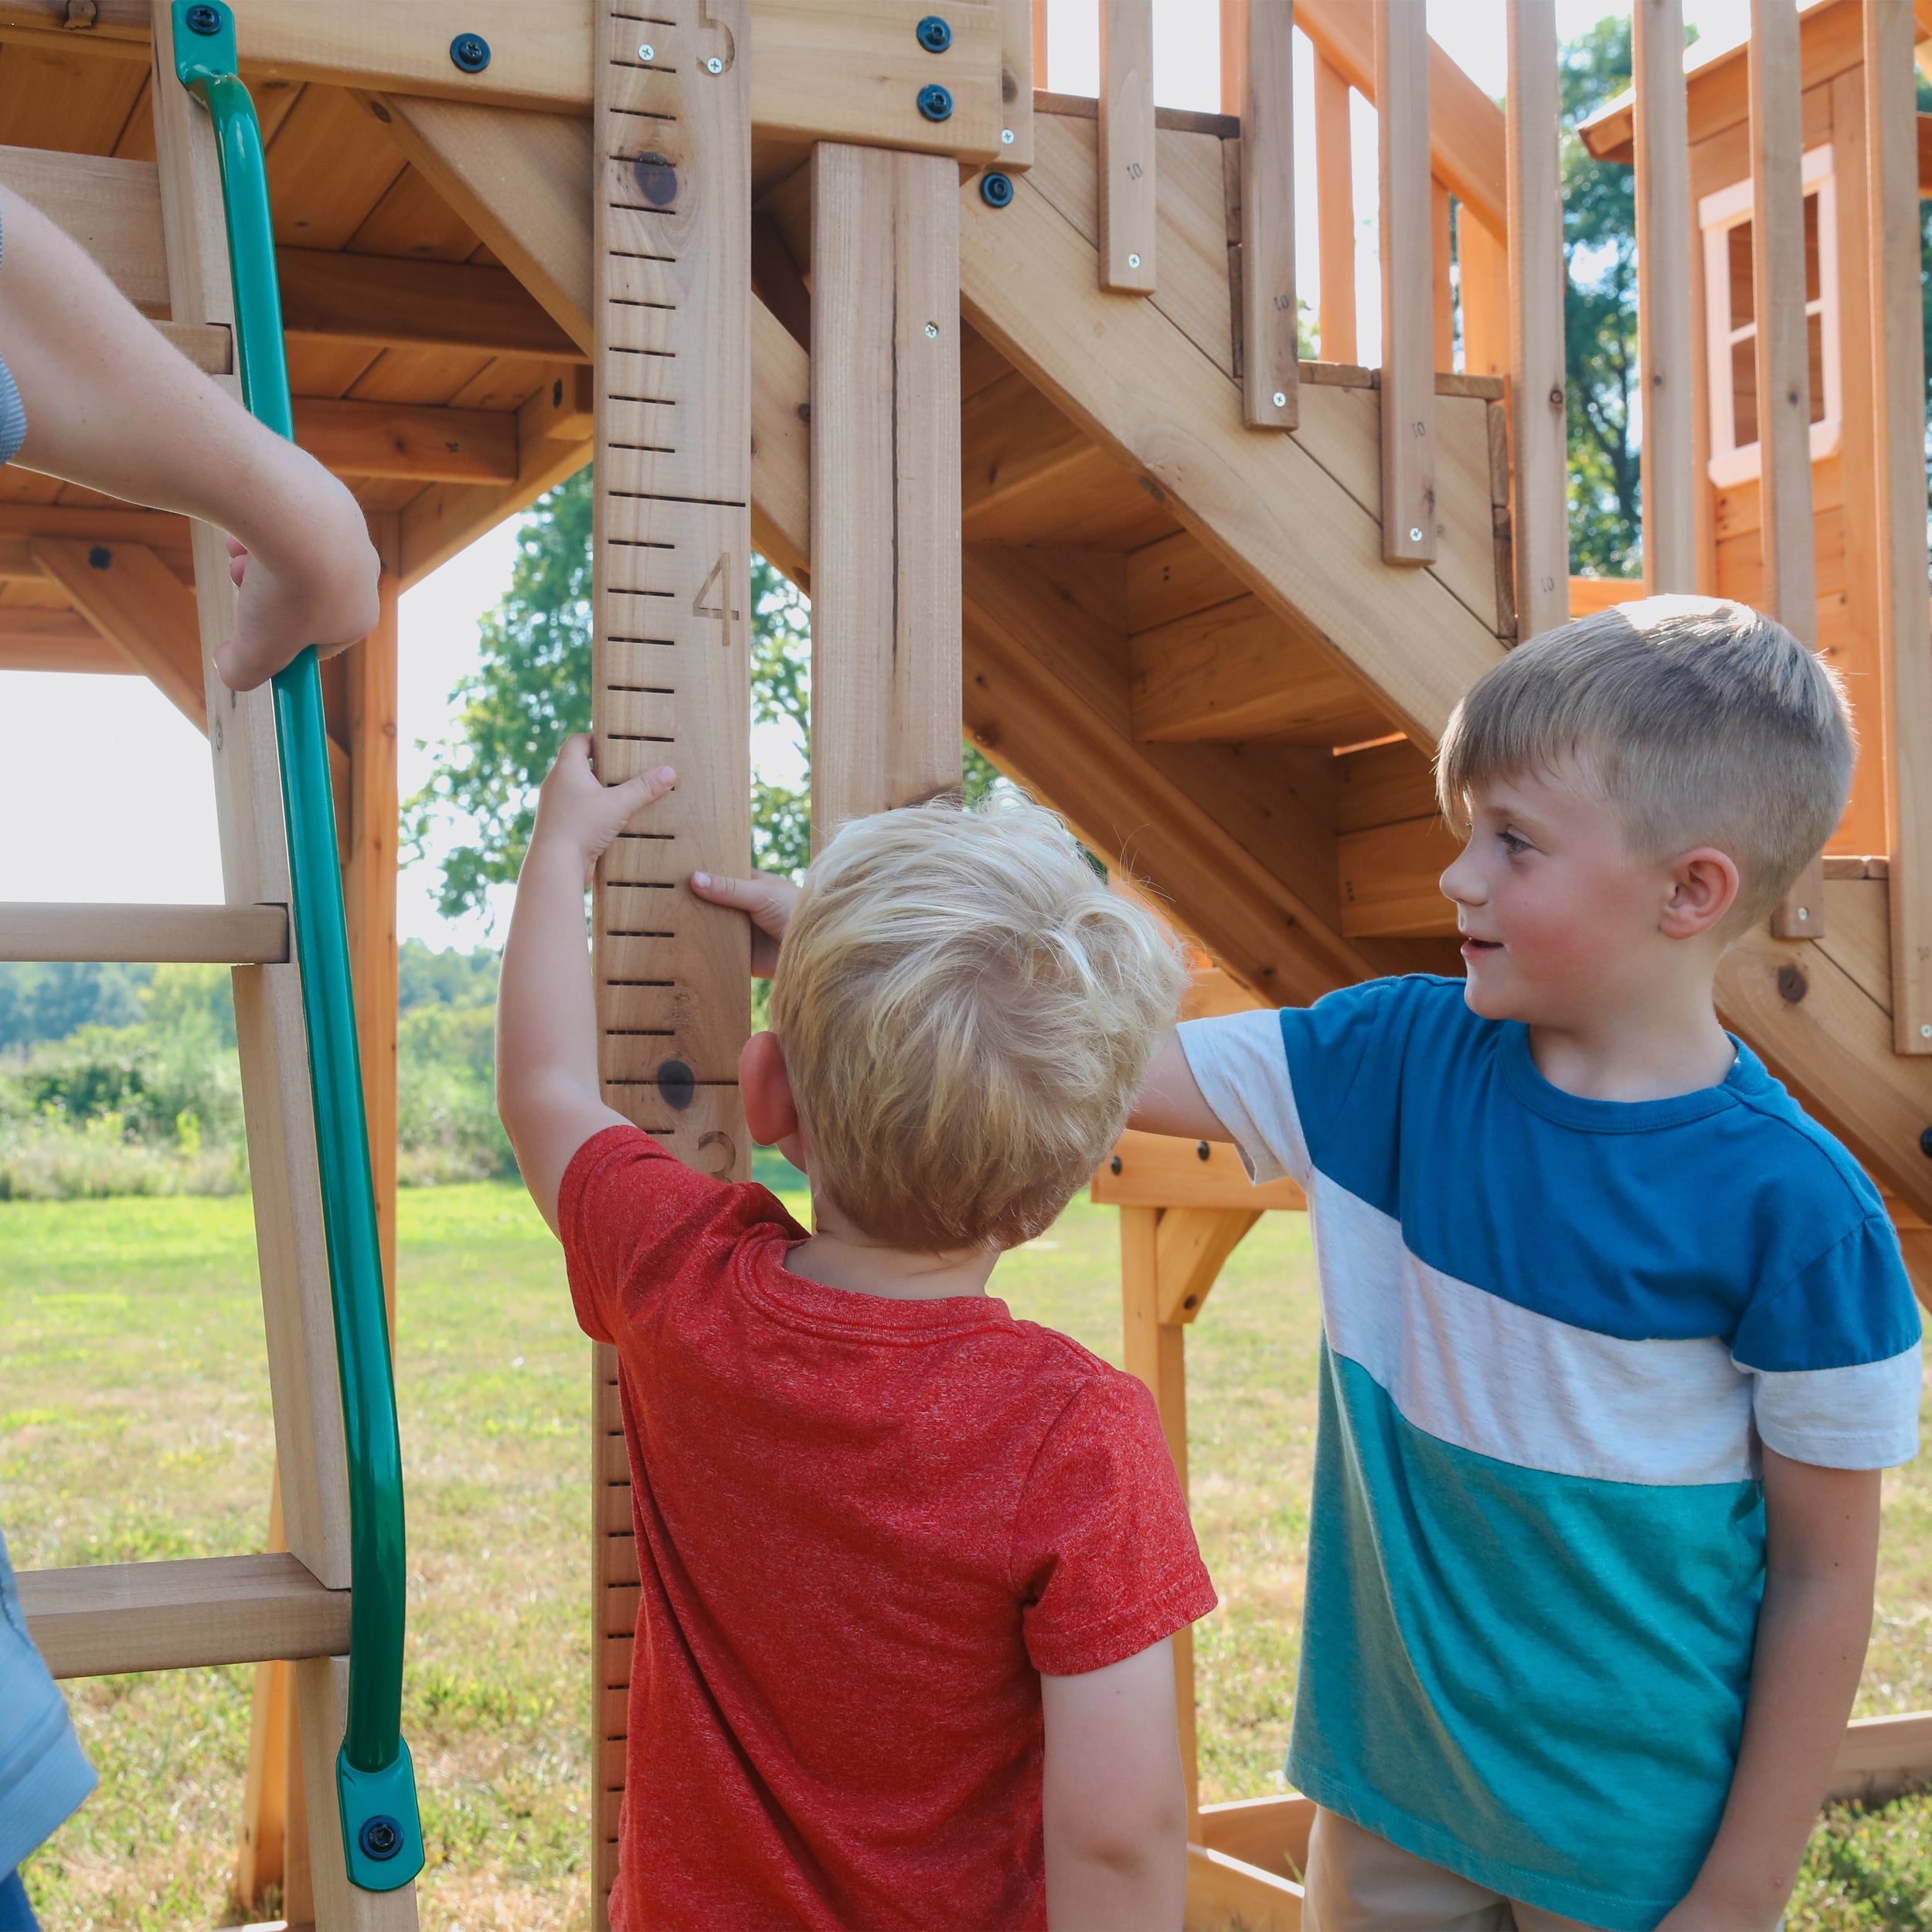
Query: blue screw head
xmin=917 ymin=83 xmax=954 ymax=123
xmin=359 ymin=1815 xmax=403 ymax=1862
xmin=449 ymin=32 xmax=491 ymax=73
xmin=979 ymin=172 xmax=1015 ymax=209
xmin=184 ymin=3 xmax=221 ymax=32
xmin=87 ymin=546 xmax=111 ymax=570
xmin=917 ymin=14 xmax=952 ymax=53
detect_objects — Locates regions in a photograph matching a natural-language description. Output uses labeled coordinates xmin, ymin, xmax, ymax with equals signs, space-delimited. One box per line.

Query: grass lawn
xmin=3 ymin=1176 xmax=1930 ymax=1927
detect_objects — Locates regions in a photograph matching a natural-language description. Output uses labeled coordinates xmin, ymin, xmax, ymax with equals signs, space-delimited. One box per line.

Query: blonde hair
xmin=768 ymin=794 xmax=1189 ymax=1252
xmin=1435 ymin=596 xmax=1853 ymax=928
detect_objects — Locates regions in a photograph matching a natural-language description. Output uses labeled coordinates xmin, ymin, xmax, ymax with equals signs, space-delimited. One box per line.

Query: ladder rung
xmin=0 ymin=901 xmax=287 ymax=964
xmin=18 ymin=1553 xmax=349 ymax=1679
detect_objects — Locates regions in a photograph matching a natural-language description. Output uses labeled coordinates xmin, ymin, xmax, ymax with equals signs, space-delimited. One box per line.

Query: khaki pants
xmin=1301 ymin=1809 xmax=1608 ymax=1932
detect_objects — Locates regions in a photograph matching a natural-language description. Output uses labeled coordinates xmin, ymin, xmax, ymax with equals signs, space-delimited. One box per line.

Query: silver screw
xmin=1798 ymin=906 xmax=1810 ymax=921
xmin=1920 ymin=1023 xmax=1930 ymax=1039
xmin=1409 ymin=526 xmax=1423 ymax=542
xmin=1272 ymin=390 xmax=1287 ymax=408
xmin=1128 ymin=252 xmax=1141 ymax=269
xmin=1002 ymin=128 xmax=1015 ymax=145
xmin=706 ymin=55 xmax=723 ymax=73
xmin=638 ymin=42 xmax=653 ymax=60
xmin=925 ymin=322 xmax=938 ymax=338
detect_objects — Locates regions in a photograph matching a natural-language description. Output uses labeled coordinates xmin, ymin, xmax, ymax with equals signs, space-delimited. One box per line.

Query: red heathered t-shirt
xmin=560 ymin=1125 xmax=1216 ymax=1932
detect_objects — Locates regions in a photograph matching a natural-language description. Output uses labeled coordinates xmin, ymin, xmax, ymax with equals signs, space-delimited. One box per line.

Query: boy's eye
xmin=1497 ymin=828 xmax=1531 ymax=855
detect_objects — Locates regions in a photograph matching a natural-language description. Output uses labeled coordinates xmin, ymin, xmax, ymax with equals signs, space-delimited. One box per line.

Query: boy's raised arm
xmin=498 ymin=738 xmax=673 ymax=1232
xmin=1040 ymin=1639 xmax=1189 ymax=1931
xmin=0 ymin=185 xmax=379 ymax=689
xmin=1126 ymin=1031 xmax=1231 ymax=1143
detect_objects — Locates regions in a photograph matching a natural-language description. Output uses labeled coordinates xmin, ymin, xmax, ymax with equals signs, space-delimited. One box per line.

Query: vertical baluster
xmin=1223 ymin=0 xmax=1298 ymax=426
xmin=1098 ymin=0 xmax=1157 ymax=292
xmin=1431 ymin=176 xmax=1454 ymax=370
xmin=995 ymin=0 xmax=1034 ymax=168
xmin=1506 ymin=0 xmax=1568 ymax=636
xmin=1863 ymin=0 xmax=1932 ymax=1042
xmin=1633 ymin=0 xmax=1696 ymax=594
xmin=1376 ymin=0 xmax=1434 ymax=565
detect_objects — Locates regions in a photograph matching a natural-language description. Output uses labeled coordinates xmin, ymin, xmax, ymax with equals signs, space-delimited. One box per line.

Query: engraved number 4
xmin=694 ymin=552 xmax=741 ymax=646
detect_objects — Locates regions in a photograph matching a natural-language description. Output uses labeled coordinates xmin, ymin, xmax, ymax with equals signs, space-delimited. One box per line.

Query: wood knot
xmin=1777 ymin=963 xmax=1808 ymax=1005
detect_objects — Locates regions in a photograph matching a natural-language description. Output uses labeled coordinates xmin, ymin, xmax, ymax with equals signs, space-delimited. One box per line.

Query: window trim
xmin=1698 ymin=144 xmax=1841 ymax=489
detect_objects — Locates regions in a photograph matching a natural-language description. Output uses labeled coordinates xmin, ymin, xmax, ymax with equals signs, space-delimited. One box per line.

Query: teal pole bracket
xmin=174 ymin=0 xmax=422 ymax=1893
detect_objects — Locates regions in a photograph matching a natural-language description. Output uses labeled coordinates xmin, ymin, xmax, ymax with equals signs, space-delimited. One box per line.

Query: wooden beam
xmin=1093 ymin=1129 xmax=1307 ymax=1212
xmin=1633 ymin=0 xmax=1696 ymax=594
xmin=356 ymin=95 xmax=593 ymax=355
xmin=277 ymin=246 xmax=584 ymax=360
xmin=291 ymin=396 xmax=517 ymax=483
xmin=1432 ymin=176 xmax=1454 ymax=371
xmin=1314 ymin=53 xmax=1357 ymax=363
xmin=32 ymin=537 xmax=206 ymax=732
xmin=0 ymin=609 xmax=135 ymax=675
xmin=19 ymin=1553 xmax=349 ymax=1679
xmin=0 ymin=142 xmax=169 ymax=309
xmin=1749 ymin=0 xmax=1822 ymax=942
xmin=0 ymin=502 xmax=189 ymax=547
xmin=958 ymin=115 xmax=1503 ymax=747
xmin=1199 ymin=1792 xmax=1318 ymax=1884
xmin=1506 ymin=0 xmax=1569 ymax=638
xmin=1338 ymin=815 xmax=1462 ymax=937
xmin=750 ymin=293 xmax=811 ymax=587
xmin=1223 ymin=0 xmax=1298 ymax=428
xmin=808 ymin=142 xmax=961 ymax=834
xmin=1296 ymin=0 xmax=1506 ymax=241
xmin=0 ymin=901 xmax=287 ymax=964
xmin=1376 ymin=2 xmax=1435 ymax=566
xmin=1830 ymin=1709 xmax=1932 ymax=1805
xmin=1155 ymin=1205 xmax=1262 ymax=1324
xmin=1865 ymin=0 xmax=1932 ymax=1052
xmin=1185 ymin=1845 xmax=1304 ymax=1928
xmin=1098 ymin=0 xmax=1158 ymax=292
xmin=995 ymin=0 xmax=1035 ymax=169
xmin=1459 ymin=207 xmax=1509 ymax=379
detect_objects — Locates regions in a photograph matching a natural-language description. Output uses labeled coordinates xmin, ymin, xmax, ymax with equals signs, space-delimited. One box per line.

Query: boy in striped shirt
xmin=1134 ymin=599 xmax=1922 ymax=1930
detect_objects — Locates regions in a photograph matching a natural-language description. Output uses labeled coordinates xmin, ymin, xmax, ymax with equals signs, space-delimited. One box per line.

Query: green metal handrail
xmin=172 ymin=1 xmax=421 ymax=1893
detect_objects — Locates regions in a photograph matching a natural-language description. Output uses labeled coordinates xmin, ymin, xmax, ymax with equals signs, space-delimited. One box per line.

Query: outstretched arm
xmin=1657 ymin=1450 xmax=1880 ymax=1930
xmin=0 ymin=184 xmax=379 ymax=690
xmin=498 ymin=738 xmax=675 ymax=1232
xmin=1041 ymin=1639 xmax=1189 ymax=1931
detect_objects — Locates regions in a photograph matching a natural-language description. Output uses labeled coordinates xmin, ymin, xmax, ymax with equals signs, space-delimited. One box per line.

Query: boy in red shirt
xmin=497 ymin=737 xmax=1216 ymax=1931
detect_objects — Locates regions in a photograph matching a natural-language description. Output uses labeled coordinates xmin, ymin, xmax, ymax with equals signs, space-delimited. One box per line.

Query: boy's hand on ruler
xmin=532 ymin=733 xmax=675 ymax=886
xmin=689 ymin=869 xmax=800 ymax=978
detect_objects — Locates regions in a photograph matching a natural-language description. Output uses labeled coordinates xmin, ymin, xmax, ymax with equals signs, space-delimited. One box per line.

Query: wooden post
xmin=809 ymin=143 xmax=963 ymax=835
xmin=1865 ymin=0 xmax=1932 ymax=1049
xmin=345 ymin=568 xmax=400 ymax=1318
xmin=1458 ymin=216 xmax=1509 ymax=379
xmin=1314 ymin=54 xmax=1356 ymax=364
xmin=1222 ymin=0 xmax=1298 ymax=428
xmin=996 ymin=0 xmax=1034 ymax=169
xmin=1431 ymin=177 xmax=1454 ymax=370
xmin=1632 ymin=0 xmax=1696 ymax=594
xmin=1505 ymin=0 xmax=1569 ymax=638
xmin=1375 ymin=0 xmax=1435 ymax=565
xmin=590 ymin=2 xmax=752 ymax=1923
xmin=1032 ymin=0 xmax=1047 ymax=90
xmin=1750 ymin=0 xmax=1823 ymax=940
xmin=1098 ymin=0 xmax=1157 ymax=293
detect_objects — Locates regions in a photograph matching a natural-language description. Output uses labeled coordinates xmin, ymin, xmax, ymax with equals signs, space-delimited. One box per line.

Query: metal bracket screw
xmin=924 ymin=322 xmax=938 ymax=338
xmin=1002 ymin=128 xmax=1015 ymax=144
xmin=917 ymin=82 xmax=954 ymax=121
xmin=1409 ymin=526 xmax=1423 ymax=542
xmin=637 ymin=42 xmax=654 ymax=60
xmin=980 ymin=172 xmax=1014 ymax=208
xmin=449 ymin=32 xmax=491 ymax=72
xmin=1127 ymin=252 xmax=1141 ymax=268
xmin=359 ymin=1816 xmax=403 ymax=1862
xmin=917 ymin=14 xmax=953 ymax=52
xmin=1272 ymin=390 xmax=1287 ymax=408
xmin=706 ymin=55 xmax=723 ymax=73
xmin=183 ymin=2 xmax=220 ymax=31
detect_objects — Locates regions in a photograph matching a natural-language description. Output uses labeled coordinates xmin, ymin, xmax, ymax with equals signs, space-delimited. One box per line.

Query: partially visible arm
xmin=1126 ymin=1032 xmax=1230 ymax=1143
xmin=497 ymin=738 xmax=674 ymax=1233
xmin=1657 ymin=1449 xmax=1880 ymax=1930
xmin=0 ymin=185 xmax=379 ymax=689
xmin=1041 ymin=1639 xmax=1189 ymax=1932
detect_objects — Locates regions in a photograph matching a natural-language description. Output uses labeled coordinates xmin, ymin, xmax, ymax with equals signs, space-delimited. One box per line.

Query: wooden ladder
xmin=10 ymin=9 xmax=414 ymax=1928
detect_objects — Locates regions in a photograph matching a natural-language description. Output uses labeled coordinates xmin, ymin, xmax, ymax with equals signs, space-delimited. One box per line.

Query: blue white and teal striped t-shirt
xmin=1180 ymin=975 xmax=1923 ymax=1931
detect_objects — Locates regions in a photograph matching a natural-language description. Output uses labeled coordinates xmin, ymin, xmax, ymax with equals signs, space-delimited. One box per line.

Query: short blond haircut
xmin=768 ymin=795 xmax=1188 ymax=1252
xmin=1435 ymin=596 xmax=1854 ymax=928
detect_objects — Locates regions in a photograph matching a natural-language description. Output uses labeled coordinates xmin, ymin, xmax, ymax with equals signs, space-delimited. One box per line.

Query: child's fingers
xmin=690 ymin=872 xmax=774 ymax=913
xmin=617 ymin=764 xmax=676 ymax=808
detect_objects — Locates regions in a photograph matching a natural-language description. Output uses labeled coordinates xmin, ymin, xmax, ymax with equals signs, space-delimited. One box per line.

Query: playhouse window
xmin=1699 ymin=148 xmax=1840 ymax=488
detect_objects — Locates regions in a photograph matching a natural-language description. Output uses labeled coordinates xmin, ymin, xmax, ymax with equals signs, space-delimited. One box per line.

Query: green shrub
xmin=397 ymin=1002 xmax=514 ymax=1185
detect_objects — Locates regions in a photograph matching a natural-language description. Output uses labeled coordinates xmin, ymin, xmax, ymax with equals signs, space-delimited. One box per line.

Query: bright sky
xmin=0 ymin=1 xmax=1757 ymax=952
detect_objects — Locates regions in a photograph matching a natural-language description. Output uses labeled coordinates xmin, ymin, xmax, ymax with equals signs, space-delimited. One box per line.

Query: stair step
xmin=18 ymin=1553 xmax=349 ymax=1679
xmin=0 ymin=901 xmax=287 ymax=964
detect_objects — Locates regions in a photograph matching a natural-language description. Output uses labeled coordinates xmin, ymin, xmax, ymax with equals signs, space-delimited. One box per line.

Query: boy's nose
xmin=1438 ymin=845 xmax=1481 ymax=907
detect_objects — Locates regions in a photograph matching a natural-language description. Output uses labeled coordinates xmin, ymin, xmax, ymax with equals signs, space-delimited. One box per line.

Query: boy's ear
xmin=1661 ymin=845 xmax=1742 ymax=940
xmin=740 ymin=1030 xmax=800 ymax=1148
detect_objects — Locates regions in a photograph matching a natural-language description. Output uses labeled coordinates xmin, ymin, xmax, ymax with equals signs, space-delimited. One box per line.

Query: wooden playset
xmin=5 ymin=0 xmax=1932 ymax=1924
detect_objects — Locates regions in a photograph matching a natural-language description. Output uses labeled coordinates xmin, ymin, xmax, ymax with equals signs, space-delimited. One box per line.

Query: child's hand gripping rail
xmin=172 ymin=1 xmax=423 ymax=1893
